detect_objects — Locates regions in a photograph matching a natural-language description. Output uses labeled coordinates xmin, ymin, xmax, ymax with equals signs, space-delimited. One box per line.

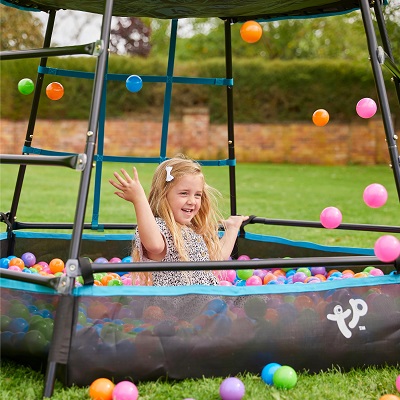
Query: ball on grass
xmin=89 ymin=378 xmax=115 ymax=400
xmin=219 ymin=377 xmax=245 ymax=400
xmin=272 ymin=365 xmax=298 ymax=389
xmin=261 ymin=362 xmax=281 ymax=385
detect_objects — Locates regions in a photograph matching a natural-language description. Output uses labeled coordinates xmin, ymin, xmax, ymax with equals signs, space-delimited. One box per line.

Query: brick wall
xmin=0 ymin=109 xmax=396 ymax=165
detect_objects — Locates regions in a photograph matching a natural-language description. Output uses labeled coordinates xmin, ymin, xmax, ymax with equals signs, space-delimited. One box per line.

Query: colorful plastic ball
xmin=379 ymin=396 xmax=400 ymax=400
xmin=261 ymin=362 xmax=281 ymax=385
xmin=0 ymin=258 xmax=10 ymax=269
xmin=237 ymin=254 xmax=251 ymax=261
xmin=21 ymin=252 xmax=36 ymax=268
xmin=89 ymin=378 xmax=115 ymax=400
xmin=46 ymin=82 xmax=64 ymax=100
xmin=9 ymin=257 xmax=25 ymax=270
xmin=237 ymin=269 xmax=253 ymax=280
xmin=18 ymin=78 xmax=35 ymax=95
xmin=219 ymin=377 xmax=245 ymax=400
xmin=363 ymin=183 xmax=388 ymax=208
xmin=374 ymin=235 xmax=400 ymax=263
xmin=126 ymin=75 xmax=143 ymax=92
xmin=396 ymin=374 xmax=400 ymax=392
xmin=273 ymin=365 xmax=298 ymax=389
xmin=312 ymin=109 xmax=330 ymax=127
xmin=246 ymin=275 xmax=262 ymax=286
xmin=112 ymin=381 xmax=138 ymax=400
xmin=49 ymin=258 xmax=65 ymax=274
xmin=356 ymin=97 xmax=377 ymax=119
xmin=320 ymin=206 xmax=342 ymax=229
xmin=240 ymin=21 xmax=263 ymax=43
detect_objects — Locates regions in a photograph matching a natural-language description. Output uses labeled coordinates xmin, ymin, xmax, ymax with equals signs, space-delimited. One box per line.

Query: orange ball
xmin=379 ymin=395 xmax=400 ymax=400
xmin=312 ymin=109 xmax=330 ymax=126
xmin=49 ymin=258 xmax=64 ymax=274
xmin=240 ymin=21 xmax=263 ymax=43
xmin=9 ymin=257 xmax=25 ymax=270
xmin=89 ymin=378 xmax=115 ymax=400
xmin=46 ymin=82 xmax=64 ymax=100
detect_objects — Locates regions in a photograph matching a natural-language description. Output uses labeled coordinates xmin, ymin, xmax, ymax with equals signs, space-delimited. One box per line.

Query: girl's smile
xmin=166 ymin=174 xmax=204 ymax=225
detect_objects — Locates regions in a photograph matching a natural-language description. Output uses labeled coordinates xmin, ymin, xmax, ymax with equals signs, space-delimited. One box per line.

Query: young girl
xmin=109 ymin=155 xmax=248 ymax=286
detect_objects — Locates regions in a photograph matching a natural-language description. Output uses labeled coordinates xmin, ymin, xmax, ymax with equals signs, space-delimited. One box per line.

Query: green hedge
xmin=1 ymin=55 xmax=397 ymax=124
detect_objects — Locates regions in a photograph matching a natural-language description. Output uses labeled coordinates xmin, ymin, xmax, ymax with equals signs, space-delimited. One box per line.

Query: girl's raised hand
xmin=109 ymin=167 xmax=146 ymax=204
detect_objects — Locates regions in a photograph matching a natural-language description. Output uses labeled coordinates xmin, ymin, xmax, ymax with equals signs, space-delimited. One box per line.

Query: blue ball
xmin=0 ymin=258 xmax=10 ymax=269
xmin=126 ymin=75 xmax=143 ymax=92
xmin=122 ymin=256 xmax=133 ymax=263
xmin=261 ymin=362 xmax=281 ymax=385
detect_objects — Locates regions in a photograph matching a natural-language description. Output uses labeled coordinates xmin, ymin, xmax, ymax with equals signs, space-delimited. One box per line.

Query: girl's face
xmin=166 ymin=173 xmax=204 ymax=225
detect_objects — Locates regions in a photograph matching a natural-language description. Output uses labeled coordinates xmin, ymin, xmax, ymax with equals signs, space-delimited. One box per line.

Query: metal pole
xmin=224 ymin=19 xmax=237 ymax=216
xmin=359 ymin=0 xmax=400 ymax=201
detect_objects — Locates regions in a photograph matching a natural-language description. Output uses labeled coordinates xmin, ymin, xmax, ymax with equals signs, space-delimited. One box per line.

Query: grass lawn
xmin=1 ymin=162 xmax=399 ymax=399
xmin=1 ymin=163 xmax=399 ymax=247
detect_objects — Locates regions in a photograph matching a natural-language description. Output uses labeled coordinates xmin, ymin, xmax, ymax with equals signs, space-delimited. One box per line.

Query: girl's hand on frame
xmin=109 ymin=167 xmax=146 ymax=204
xmin=222 ymin=215 xmax=249 ymax=232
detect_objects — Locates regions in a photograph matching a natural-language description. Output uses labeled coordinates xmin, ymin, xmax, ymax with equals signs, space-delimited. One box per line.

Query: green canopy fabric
xmin=2 ymin=0 xmax=361 ymax=20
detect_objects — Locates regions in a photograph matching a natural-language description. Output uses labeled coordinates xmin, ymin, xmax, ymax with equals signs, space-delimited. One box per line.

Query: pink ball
xmin=320 ymin=207 xmax=342 ymax=229
xmin=374 ymin=235 xmax=400 ymax=263
xmin=356 ymin=97 xmax=377 ymax=118
xmin=369 ymin=268 xmax=384 ymax=276
xmin=237 ymin=254 xmax=251 ymax=261
xmin=246 ymin=275 xmax=263 ymax=286
xmin=225 ymin=270 xmax=237 ymax=283
xmin=396 ymin=374 xmax=400 ymax=392
xmin=220 ymin=280 xmax=233 ymax=286
xmin=363 ymin=183 xmax=388 ymax=208
xmin=112 ymin=381 xmax=138 ymax=400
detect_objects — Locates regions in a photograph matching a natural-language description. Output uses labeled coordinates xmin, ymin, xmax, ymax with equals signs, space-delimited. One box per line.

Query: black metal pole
xmin=0 ymin=42 xmax=97 ymax=60
xmin=68 ymin=0 xmax=113 ymax=260
xmin=373 ymin=0 xmax=400 ymax=102
xmin=43 ymin=0 xmax=114 ymax=396
xmin=7 ymin=10 xmax=56 ymax=256
xmin=224 ymin=19 xmax=237 ymax=217
xmin=359 ymin=0 xmax=400 ymax=201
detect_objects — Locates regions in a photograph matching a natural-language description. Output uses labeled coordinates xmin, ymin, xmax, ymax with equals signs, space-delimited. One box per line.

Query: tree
xmin=0 ymin=5 xmax=44 ymax=50
xmin=109 ymin=17 xmax=151 ymax=56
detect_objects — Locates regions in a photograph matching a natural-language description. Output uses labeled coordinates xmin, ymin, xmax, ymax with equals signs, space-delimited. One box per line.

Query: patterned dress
xmin=135 ymin=217 xmax=219 ymax=286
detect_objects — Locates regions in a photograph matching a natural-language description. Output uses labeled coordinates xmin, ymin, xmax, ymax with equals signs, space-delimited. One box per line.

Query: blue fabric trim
xmin=0 ymin=231 xmax=134 ymax=241
xmin=0 ymin=278 xmax=57 ymax=293
xmin=74 ymin=274 xmax=400 ymax=297
xmin=243 ymin=231 xmax=374 ymax=255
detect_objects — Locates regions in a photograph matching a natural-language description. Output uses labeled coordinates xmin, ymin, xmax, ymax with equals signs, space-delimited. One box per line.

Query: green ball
xmin=18 ymin=78 xmax=34 ymax=95
xmin=297 ymin=267 xmax=311 ymax=277
xmin=273 ymin=365 xmax=297 ymax=389
xmin=237 ymin=269 xmax=253 ymax=280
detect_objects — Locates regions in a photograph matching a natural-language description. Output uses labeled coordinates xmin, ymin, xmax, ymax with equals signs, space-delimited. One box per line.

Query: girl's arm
xmin=109 ymin=167 xmax=166 ymax=260
xmin=219 ymin=215 xmax=249 ymax=260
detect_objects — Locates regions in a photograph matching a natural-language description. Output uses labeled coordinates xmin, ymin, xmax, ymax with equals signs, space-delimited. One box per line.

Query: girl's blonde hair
xmin=132 ymin=154 xmax=224 ymax=285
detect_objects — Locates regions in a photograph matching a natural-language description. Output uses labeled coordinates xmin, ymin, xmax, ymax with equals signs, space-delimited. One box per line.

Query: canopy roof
xmin=2 ymin=0 xmax=363 ymax=20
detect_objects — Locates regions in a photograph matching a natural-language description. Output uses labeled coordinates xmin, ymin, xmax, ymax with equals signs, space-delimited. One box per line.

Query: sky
xmin=35 ymin=10 xmax=103 ymax=46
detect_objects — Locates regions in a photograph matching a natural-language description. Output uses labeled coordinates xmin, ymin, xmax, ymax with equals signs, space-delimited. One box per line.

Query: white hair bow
xmin=166 ymin=166 xmax=174 ymax=182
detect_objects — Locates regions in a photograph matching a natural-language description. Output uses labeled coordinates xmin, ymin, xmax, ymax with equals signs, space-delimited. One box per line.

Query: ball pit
xmin=1 ymin=252 xmax=396 ymax=287
xmin=1 ymin=233 xmax=399 ymax=387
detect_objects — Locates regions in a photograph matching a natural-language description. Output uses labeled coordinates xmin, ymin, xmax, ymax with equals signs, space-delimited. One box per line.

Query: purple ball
xmin=310 ymin=266 xmax=326 ymax=276
xmin=21 ymin=252 xmax=36 ymax=267
xmin=292 ymin=272 xmax=307 ymax=283
xmin=219 ymin=377 xmax=245 ymax=400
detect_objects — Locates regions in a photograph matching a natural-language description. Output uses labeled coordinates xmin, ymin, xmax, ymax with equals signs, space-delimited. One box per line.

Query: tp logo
xmin=327 ymin=298 xmax=368 ymax=338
